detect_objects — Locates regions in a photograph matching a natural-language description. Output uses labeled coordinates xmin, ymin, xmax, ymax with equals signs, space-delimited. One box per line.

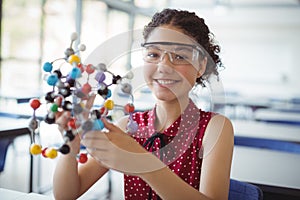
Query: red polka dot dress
xmin=124 ymin=99 xmax=214 ymax=200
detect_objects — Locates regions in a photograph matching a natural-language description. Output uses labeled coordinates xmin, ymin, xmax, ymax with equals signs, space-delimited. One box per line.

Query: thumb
xmin=56 ymin=111 xmax=71 ymax=132
xmin=85 ymin=94 xmax=96 ymax=110
xmin=102 ymin=117 xmax=119 ymax=132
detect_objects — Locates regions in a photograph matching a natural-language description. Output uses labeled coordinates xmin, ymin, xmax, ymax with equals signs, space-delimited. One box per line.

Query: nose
xmin=157 ymin=63 xmax=173 ymax=74
xmin=157 ymin=57 xmax=174 ymax=74
xmin=160 ymin=51 xmax=173 ymax=65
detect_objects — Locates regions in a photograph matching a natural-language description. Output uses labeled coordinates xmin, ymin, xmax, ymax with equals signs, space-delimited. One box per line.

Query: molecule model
xmin=28 ymin=32 xmax=139 ymax=163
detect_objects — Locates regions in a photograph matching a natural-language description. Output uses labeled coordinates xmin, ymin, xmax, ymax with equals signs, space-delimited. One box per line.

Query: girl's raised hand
xmin=81 ymin=118 xmax=165 ymax=175
xmin=55 ymin=94 xmax=96 ymax=132
xmin=55 ymin=94 xmax=97 ymax=154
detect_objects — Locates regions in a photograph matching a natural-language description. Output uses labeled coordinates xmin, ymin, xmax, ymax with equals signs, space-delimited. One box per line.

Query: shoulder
xmin=208 ymin=114 xmax=233 ymax=130
xmin=202 ymin=114 xmax=234 ymax=151
xmin=199 ymin=114 xmax=234 ymax=198
xmin=206 ymin=114 xmax=234 ymax=138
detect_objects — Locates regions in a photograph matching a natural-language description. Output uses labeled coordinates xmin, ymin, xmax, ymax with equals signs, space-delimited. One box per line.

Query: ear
xmin=197 ymin=57 xmax=207 ymax=78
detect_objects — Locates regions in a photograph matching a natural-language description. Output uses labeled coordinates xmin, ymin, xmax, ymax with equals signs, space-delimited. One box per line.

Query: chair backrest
xmin=0 ymin=138 xmax=13 ymax=172
xmin=229 ymin=179 xmax=263 ymax=200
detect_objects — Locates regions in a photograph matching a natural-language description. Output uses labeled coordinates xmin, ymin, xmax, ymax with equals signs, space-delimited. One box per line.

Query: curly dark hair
xmin=143 ymin=8 xmax=224 ymax=87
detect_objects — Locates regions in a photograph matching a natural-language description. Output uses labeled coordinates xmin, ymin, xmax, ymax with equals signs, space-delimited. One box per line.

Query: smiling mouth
xmin=155 ymin=79 xmax=179 ymax=85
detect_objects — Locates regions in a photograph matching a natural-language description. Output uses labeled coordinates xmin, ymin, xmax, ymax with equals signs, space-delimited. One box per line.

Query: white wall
xmin=199 ymin=8 xmax=300 ymax=99
xmin=166 ymin=4 xmax=300 ymax=99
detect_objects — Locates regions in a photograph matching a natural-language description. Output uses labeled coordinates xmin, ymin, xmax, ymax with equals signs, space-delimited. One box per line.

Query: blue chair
xmin=0 ymin=138 xmax=13 ymax=173
xmin=234 ymin=136 xmax=300 ymax=154
xmin=229 ymin=179 xmax=263 ymax=200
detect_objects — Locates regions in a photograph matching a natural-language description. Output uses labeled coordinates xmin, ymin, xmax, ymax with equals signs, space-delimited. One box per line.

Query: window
xmin=0 ymin=0 xmax=154 ymax=108
xmin=1 ymin=0 xmax=43 ymax=98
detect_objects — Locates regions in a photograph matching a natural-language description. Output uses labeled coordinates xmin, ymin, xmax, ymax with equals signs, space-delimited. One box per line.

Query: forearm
xmin=140 ymin=167 xmax=210 ymax=200
xmin=53 ymin=153 xmax=81 ymax=200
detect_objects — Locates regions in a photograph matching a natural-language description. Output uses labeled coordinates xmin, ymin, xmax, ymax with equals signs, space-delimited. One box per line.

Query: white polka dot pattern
xmin=124 ymin=100 xmax=214 ymax=200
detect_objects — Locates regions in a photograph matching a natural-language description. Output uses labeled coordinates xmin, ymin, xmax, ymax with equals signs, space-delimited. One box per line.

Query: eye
xmin=145 ymin=48 xmax=161 ymax=59
xmin=173 ymin=48 xmax=193 ymax=61
xmin=147 ymin=52 xmax=160 ymax=58
xmin=174 ymin=54 xmax=188 ymax=60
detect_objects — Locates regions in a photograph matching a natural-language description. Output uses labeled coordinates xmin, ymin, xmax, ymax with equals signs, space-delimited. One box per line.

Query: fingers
xmin=82 ymin=130 xmax=107 ymax=140
xmin=81 ymin=131 xmax=110 ymax=151
xmin=81 ymin=94 xmax=96 ymax=120
xmin=56 ymin=111 xmax=71 ymax=132
xmin=81 ymin=131 xmax=119 ymax=167
xmin=85 ymin=94 xmax=96 ymax=110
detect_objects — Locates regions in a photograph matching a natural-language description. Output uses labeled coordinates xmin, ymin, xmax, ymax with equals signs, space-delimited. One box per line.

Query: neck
xmin=154 ymin=97 xmax=190 ymax=132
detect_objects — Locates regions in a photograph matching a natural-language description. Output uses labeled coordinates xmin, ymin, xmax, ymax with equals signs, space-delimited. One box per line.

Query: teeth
xmin=156 ymin=79 xmax=176 ymax=85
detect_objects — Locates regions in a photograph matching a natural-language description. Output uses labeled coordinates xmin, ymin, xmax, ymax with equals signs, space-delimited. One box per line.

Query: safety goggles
xmin=141 ymin=42 xmax=205 ymax=66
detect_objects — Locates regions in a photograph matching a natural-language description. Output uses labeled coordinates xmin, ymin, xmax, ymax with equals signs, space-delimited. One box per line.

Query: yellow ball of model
xmin=45 ymin=148 xmax=58 ymax=159
xmin=104 ymin=99 xmax=114 ymax=110
xmin=68 ymin=55 xmax=81 ymax=64
xmin=30 ymin=143 xmax=42 ymax=155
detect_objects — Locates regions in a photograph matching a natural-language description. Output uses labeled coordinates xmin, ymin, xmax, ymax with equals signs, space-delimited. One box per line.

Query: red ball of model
xmin=78 ymin=153 xmax=88 ymax=163
xmin=41 ymin=147 xmax=48 ymax=158
xmin=124 ymin=103 xmax=135 ymax=113
xmin=30 ymin=98 xmax=41 ymax=110
xmin=68 ymin=118 xmax=78 ymax=129
xmin=85 ymin=64 xmax=95 ymax=74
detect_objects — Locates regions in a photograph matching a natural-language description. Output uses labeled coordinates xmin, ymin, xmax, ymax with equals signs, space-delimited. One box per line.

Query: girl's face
xmin=143 ymin=26 xmax=206 ymax=103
